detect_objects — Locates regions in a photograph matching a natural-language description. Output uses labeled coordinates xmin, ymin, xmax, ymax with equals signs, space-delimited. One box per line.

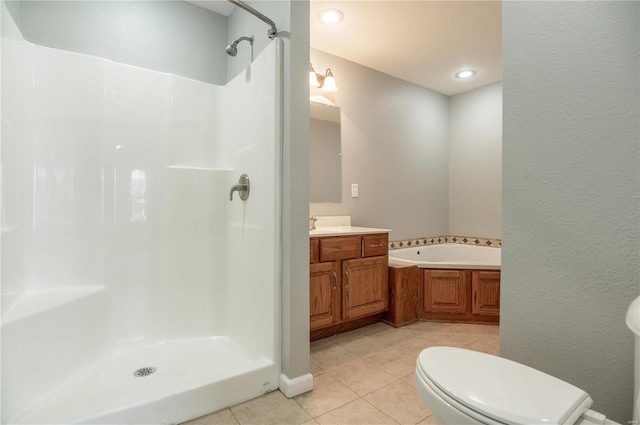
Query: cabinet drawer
xmin=362 ymin=234 xmax=388 ymax=257
xmin=320 ymin=236 xmax=361 ymax=262
xmin=310 ymin=238 xmax=320 ymax=263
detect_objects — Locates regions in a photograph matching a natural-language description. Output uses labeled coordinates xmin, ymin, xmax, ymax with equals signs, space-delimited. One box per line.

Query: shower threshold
xmin=15 ymin=337 xmax=277 ymax=424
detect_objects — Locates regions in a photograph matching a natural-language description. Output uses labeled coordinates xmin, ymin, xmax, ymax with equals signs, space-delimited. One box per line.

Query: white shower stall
xmin=1 ymin=3 xmax=282 ymax=423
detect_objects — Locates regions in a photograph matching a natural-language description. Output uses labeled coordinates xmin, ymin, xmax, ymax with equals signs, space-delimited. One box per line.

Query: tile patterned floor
xmin=182 ymin=321 xmax=500 ymax=425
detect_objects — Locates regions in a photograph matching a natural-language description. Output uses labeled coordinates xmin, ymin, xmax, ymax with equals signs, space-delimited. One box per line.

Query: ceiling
xmin=313 ymin=1 xmax=502 ymax=96
xmin=188 ymin=1 xmax=502 ymax=96
xmin=186 ymin=0 xmax=234 ymax=16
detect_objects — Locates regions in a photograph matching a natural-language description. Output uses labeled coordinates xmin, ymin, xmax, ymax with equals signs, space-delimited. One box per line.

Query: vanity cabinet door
xmin=310 ymin=238 xmax=320 ymax=263
xmin=343 ymin=256 xmax=389 ymax=321
xmin=310 ymin=261 xmax=341 ymax=330
xmin=423 ymin=270 xmax=468 ymax=315
xmin=471 ymin=271 xmax=500 ymax=316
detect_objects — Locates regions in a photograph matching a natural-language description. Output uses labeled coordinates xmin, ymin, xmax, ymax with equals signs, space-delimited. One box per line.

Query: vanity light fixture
xmin=321 ymin=69 xmax=338 ymax=92
xmin=455 ymin=69 xmax=477 ymax=79
xmin=318 ymin=9 xmax=343 ymax=25
xmin=309 ymin=63 xmax=320 ymax=87
xmin=309 ymin=63 xmax=338 ymax=92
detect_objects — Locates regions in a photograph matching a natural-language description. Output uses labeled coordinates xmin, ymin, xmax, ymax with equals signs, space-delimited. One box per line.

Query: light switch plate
xmin=351 ymin=183 xmax=359 ymax=198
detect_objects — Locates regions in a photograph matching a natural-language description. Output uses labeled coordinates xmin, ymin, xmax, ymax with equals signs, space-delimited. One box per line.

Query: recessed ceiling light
xmin=455 ymin=69 xmax=476 ymax=79
xmin=319 ymin=9 xmax=344 ymax=25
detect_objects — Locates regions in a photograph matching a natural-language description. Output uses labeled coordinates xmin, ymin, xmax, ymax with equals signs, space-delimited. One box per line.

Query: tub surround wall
xmin=389 ymin=235 xmax=501 ymax=250
xmin=308 ymin=217 xmax=500 ymax=249
xmin=11 ymin=0 xmax=228 ymax=84
xmin=502 ymin=2 xmax=639 ymax=422
xmin=226 ymin=1 xmax=290 ymax=82
xmin=2 ymin=0 xmax=314 ymax=409
xmin=1 ymin=15 xmax=282 ymax=424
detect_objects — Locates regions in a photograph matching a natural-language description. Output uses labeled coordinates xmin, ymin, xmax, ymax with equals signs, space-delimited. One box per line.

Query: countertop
xmin=309 ymin=226 xmax=391 ymax=237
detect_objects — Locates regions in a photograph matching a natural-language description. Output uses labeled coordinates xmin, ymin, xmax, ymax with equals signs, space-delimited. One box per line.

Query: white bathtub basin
xmin=389 ymin=243 xmax=501 ymax=270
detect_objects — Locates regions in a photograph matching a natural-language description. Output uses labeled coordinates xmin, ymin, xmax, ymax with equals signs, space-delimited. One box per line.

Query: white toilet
xmin=415 ymin=296 xmax=640 ymax=425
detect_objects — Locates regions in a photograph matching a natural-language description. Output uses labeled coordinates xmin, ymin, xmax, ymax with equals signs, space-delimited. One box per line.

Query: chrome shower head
xmin=225 ymin=44 xmax=238 ymax=57
xmin=225 ymin=35 xmax=254 ymax=57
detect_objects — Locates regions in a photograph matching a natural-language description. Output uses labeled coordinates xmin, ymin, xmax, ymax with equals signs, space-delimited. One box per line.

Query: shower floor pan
xmin=17 ymin=337 xmax=278 ymax=424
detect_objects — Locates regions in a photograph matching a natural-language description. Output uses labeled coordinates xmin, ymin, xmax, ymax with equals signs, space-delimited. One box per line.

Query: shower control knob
xmin=229 ymin=174 xmax=250 ymax=201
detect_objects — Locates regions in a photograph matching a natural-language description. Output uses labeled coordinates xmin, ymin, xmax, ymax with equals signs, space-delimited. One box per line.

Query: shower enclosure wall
xmin=1 ymin=4 xmax=282 ymax=423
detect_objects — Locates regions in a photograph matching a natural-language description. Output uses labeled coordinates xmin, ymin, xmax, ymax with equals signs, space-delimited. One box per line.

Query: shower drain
xmin=133 ymin=367 xmax=157 ymax=377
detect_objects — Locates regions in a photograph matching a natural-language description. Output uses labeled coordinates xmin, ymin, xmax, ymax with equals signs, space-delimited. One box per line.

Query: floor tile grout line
xmin=309 ymin=395 xmax=402 ymax=424
xmin=228 ymin=407 xmax=241 ymax=425
xmin=308 ymin=323 xmax=499 ymax=423
xmin=358 ymin=396 xmax=402 ymax=425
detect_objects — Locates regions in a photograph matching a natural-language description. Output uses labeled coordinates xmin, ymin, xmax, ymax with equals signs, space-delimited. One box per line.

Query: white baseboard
xmin=279 ymin=373 xmax=313 ymax=398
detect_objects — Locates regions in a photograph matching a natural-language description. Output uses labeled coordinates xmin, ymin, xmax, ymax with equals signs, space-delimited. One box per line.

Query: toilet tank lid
xmin=626 ymin=295 xmax=640 ymax=337
xmin=417 ymin=347 xmax=593 ymax=425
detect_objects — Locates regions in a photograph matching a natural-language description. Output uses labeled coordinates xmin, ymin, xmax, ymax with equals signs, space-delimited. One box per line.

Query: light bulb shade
xmin=321 ymin=68 xmax=338 ymax=92
xmin=309 ymin=71 xmax=320 ymax=88
xmin=309 ymin=63 xmax=320 ymax=88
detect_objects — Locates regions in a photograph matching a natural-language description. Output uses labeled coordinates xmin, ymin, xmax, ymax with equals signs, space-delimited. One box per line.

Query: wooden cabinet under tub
xmin=423 ymin=270 xmax=468 ymax=315
xmin=420 ymin=269 xmax=500 ymax=324
xmin=383 ymin=265 xmax=421 ymax=327
xmin=309 ymin=233 xmax=389 ymax=340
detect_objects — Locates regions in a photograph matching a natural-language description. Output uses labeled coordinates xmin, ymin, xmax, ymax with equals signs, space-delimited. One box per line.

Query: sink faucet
xmin=309 ymin=216 xmax=318 ymax=230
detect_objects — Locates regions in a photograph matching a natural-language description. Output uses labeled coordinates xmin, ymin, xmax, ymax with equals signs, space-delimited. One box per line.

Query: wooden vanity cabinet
xmin=309 ymin=238 xmax=319 ymax=263
xmin=309 ymin=261 xmax=341 ymax=330
xmin=343 ymin=256 xmax=388 ymax=321
xmin=421 ymin=269 xmax=500 ymax=324
xmin=309 ymin=234 xmax=389 ymax=337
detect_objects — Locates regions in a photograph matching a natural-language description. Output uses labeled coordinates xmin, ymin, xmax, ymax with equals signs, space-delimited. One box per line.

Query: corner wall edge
xmin=279 ymin=373 xmax=313 ymax=398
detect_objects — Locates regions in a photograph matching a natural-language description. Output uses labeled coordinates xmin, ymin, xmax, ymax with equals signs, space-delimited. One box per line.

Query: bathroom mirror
xmin=309 ymin=100 xmax=342 ymax=202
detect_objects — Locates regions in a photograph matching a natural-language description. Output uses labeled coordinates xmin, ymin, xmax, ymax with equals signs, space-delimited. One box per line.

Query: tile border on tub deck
xmin=388 ymin=235 xmax=502 ymax=250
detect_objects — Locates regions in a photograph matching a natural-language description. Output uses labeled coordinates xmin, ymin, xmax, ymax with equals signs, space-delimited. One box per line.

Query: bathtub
xmin=389 ymin=243 xmax=501 ymax=270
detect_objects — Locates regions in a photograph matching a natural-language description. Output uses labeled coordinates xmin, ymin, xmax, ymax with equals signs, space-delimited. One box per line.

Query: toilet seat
xmin=416 ymin=347 xmax=594 ymax=425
